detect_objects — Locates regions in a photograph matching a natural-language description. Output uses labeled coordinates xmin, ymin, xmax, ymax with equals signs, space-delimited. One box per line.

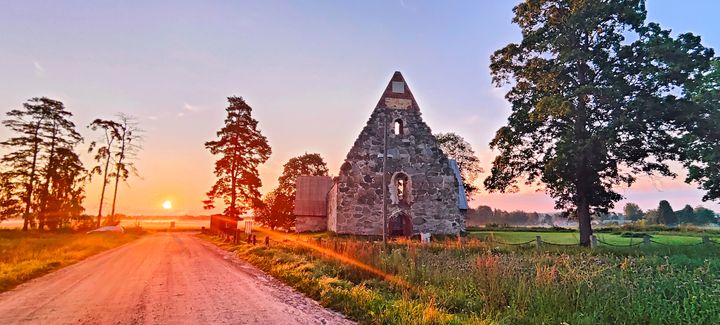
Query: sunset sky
xmin=1 ymin=1 xmax=719 ymax=216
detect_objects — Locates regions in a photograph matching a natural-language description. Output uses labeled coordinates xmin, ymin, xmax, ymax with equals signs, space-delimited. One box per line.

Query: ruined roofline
xmin=374 ymin=71 xmax=420 ymax=111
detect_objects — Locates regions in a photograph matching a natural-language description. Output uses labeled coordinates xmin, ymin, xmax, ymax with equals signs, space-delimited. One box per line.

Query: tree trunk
xmin=109 ymin=160 xmax=122 ymax=224
xmin=96 ymin=155 xmax=111 ymax=228
xmin=110 ymin=135 xmax=127 ymax=224
xmin=38 ymin=124 xmax=58 ymax=231
xmin=22 ymin=120 xmax=43 ymax=231
xmin=577 ymin=197 xmax=592 ymax=247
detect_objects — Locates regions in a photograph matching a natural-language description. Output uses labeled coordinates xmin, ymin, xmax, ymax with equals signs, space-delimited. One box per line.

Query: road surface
xmin=0 ymin=233 xmax=353 ymax=324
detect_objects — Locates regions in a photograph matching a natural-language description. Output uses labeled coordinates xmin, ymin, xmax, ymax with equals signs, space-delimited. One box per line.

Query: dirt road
xmin=0 ymin=233 xmax=353 ymax=325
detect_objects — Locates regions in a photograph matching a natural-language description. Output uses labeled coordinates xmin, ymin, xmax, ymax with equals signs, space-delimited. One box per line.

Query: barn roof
xmin=293 ymin=176 xmax=334 ymax=216
xmin=448 ymin=159 xmax=469 ymax=210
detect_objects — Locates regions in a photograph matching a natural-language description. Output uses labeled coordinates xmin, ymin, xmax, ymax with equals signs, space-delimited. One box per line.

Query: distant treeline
xmin=466 ymin=206 xmax=557 ymax=227
xmin=466 ymin=200 xmax=720 ymax=227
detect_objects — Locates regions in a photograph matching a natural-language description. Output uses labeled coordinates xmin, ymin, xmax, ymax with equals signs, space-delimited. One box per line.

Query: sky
xmin=1 ymin=0 xmax=719 ymax=216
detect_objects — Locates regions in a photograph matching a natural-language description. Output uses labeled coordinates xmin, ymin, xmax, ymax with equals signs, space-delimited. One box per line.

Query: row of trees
xmin=623 ymin=201 xmax=717 ymax=225
xmin=0 ymin=97 xmax=142 ymax=230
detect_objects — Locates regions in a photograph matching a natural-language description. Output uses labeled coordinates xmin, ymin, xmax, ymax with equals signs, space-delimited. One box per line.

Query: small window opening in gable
xmin=391 ymin=81 xmax=405 ymax=93
xmin=393 ymin=119 xmax=404 ymax=135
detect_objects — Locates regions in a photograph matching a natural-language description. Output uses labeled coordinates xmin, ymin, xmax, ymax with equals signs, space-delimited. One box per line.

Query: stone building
xmin=295 ymin=71 xmax=467 ymax=235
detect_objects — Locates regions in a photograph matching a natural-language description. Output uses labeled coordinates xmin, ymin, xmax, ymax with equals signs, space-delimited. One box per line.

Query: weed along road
xmin=0 ymin=233 xmax=352 ymax=325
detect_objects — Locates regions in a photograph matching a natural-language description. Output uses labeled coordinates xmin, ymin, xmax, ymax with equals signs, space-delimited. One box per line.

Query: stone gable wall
xmin=331 ymin=107 xmax=464 ymax=235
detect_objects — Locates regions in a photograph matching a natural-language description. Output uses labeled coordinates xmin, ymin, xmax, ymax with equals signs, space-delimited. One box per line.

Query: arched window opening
xmin=393 ymin=119 xmax=404 ymax=135
xmin=390 ymin=172 xmax=411 ymax=205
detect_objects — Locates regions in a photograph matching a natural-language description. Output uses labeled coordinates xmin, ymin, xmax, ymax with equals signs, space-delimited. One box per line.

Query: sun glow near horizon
xmin=162 ymin=200 xmax=172 ymax=210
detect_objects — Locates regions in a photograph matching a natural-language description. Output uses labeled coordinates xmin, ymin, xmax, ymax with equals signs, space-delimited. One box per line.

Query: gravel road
xmin=0 ymin=233 xmax=353 ymax=325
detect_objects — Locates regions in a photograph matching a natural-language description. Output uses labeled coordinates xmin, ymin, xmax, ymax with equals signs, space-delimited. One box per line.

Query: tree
xmin=675 ymin=204 xmax=696 ymax=224
xmin=254 ymin=189 xmax=293 ymax=230
xmin=276 ymin=153 xmax=329 ymax=197
xmin=623 ymin=202 xmax=644 ymax=221
xmin=204 ymin=97 xmax=271 ymax=219
xmin=42 ymin=147 xmax=86 ymax=230
xmin=0 ymin=171 xmax=22 ymax=221
xmin=88 ymin=119 xmax=123 ymax=227
xmin=681 ymin=59 xmax=720 ymax=201
xmin=257 ymin=153 xmax=329 ymax=230
xmin=1 ymin=97 xmax=86 ymax=231
xmin=657 ymin=200 xmax=677 ymax=225
xmin=35 ymin=102 xmax=84 ymax=230
xmin=107 ymin=114 xmax=142 ymax=224
xmin=644 ymin=209 xmax=659 ymax=224
xmin=1 ymin=98 xmax=54 ymax=230
xmin=435 ymin=132 xmax=483 ymax=200
xmin=484 ymin=0 xmax=714 ymax=246
xmin=694 ymin=206 xmax=717 ymax=224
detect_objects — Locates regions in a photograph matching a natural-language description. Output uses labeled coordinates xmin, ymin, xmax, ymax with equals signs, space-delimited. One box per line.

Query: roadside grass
xmin=202 ymin=230 xmax=720 ymax=324
xmin=0 ymin=229 xmax=141 ymax=292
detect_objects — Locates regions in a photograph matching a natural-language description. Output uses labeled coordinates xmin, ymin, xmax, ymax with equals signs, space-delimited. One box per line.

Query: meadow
xmin=0 ymin=230 xmax=141 ymax=292
xmin=203 ymin=229 xmax=720 ymax=324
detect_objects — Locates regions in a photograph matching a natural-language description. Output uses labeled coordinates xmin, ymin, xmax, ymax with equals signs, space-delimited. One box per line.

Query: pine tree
xmin=88 ymin=119 xmax=123 ymax=227
xmin=204 ymin=97 xmax=271 ymax=219
xmin=2 ymin=98 xmax=61 ymax=230
xmin=107 ymin=114 xmax=142 ymax=224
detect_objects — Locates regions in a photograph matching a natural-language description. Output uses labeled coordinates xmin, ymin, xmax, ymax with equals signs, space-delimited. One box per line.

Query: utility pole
xmin=382 ymin=109 xmax=388 ymax=247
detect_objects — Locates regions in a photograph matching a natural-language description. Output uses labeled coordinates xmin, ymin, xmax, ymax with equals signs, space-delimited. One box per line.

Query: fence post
xmin=643 ymin=235 xmax=651 ymax=246
xmin=703 ymin=236 xmax=710 ymax=244
xmin=265 ymin=236 xmax=270 ymax=246
xmin=590 ymin=235 xmax=598 ymax=248
xmin=536 ymin=235 xmax=542 ymax=249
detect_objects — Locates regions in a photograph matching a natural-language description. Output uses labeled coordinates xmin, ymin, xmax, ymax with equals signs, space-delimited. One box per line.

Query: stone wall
xmin=326 ymin=182 xmax=338 ymax=232
xmin=331 ymin=94 xmax=464 ymax=234
xmin=296 ymin=216 xmax=328 ymax=232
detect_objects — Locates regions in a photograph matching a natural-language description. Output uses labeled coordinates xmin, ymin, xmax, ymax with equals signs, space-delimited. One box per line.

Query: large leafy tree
xmin=657 ymin=200 xmax=677 ymax=225
xmin=204 ymin=97 xmax=271 ymax=219
xmin=681 ymin=59 xmax=720 ymax=201
xmin=484 ymin=0 xmax=714 ymax=246
xmin=675 ymin=204 xmax=696 ymax=224
xmin=622 ymin=202 xmax=644 ymax=221
xmin=435 ymin=132 xmax=483 ymax=200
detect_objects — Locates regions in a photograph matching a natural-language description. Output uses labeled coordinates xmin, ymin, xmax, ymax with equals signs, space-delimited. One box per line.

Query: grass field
xmin=204 ymin=229 xmax=720 ymax=324
xmin=469 ymin=230 xmax=717 ymax=246
xmin=0 ymin=230 xmax=141 ymax=292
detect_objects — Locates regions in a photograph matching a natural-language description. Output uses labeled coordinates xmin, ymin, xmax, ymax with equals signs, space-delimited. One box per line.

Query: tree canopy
xmin=435 ymin=132 xmax=483 ymax=200
xmin=484 ymin=0 xmax=715 ymax=245
xmin=256 ymin=153 xmax=329 ymax=230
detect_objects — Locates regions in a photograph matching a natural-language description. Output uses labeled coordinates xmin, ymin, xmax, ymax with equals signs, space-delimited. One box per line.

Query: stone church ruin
xmin=294 ymin=72 xmax=467 ymax=235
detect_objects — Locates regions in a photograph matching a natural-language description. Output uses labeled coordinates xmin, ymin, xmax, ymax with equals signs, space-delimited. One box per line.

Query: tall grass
xmin=204 ymin=233 xmax=720 ymax=324
xmin=0 ymin=230 xmax=140 ymax=292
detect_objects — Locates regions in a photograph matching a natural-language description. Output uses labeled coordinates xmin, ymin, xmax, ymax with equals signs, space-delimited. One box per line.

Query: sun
xmin=162 ymin=200 xmax=172 ymax=210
